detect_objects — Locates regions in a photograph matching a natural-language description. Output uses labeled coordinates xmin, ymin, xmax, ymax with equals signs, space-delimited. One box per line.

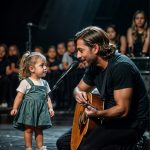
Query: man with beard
xmin=56 ymin=26 xmax=149 ymax=150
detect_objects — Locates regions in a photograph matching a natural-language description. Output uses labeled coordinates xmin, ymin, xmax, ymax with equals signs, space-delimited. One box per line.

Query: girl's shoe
xmin=36 ymin=146 xmax=47 ymax=150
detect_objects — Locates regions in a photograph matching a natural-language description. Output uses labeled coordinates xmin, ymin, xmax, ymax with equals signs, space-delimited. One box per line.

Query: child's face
xmin=57 ymin=44 xmax=66 ymax=55
xmin=31 ymin=58 xmax=47 ymax=78
xmin=8 ymin=46 xmax=18 ymax=56
xmin=47 ymin=48 xmax=57 ymax=59
xmin=106 ymin=27 xmax=117 ymax=40
xmin=0 ymin=46 xmax=6 ymax=59
xmin=67 ymin=41 xmax=75 ymax=54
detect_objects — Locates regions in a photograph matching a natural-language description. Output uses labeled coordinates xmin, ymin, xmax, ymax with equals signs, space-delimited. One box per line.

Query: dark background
xmin=0 ymin=0 xmax=149 ymax=53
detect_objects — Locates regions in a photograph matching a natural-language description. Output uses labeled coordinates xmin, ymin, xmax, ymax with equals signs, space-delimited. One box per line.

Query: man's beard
xmin=87 ymin=56 xmax=97 ymax=66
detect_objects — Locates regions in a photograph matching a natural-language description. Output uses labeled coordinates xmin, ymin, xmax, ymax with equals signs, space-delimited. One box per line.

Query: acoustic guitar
xmin=71 ymin=93 xmax=104 ymax=150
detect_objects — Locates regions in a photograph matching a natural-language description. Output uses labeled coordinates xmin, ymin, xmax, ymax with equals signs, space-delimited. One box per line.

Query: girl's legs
xmin=35 ymin=127 xmax=44 ymax=150
xmin=24 ymin=125 xmax=34 ymax=149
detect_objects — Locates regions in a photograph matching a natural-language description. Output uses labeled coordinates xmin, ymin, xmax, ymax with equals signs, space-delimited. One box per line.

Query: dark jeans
xmin=56 ymin=127 xmax=144 ymax=150
xmin=56 ymin=129 xmax=72 ymax=150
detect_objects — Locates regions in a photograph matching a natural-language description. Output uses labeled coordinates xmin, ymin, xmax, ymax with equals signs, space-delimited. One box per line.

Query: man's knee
xmin=56 ymin=134 xmax=71 ymax=150
xmin=56 ymin=137 xmax=62 ymax=150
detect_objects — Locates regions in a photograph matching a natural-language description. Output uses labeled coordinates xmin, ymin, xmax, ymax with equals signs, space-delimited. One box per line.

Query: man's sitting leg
xmin=56 ymin=129 xmax=72 ymax=150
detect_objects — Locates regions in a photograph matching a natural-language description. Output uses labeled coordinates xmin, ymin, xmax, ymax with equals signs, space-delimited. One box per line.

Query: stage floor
xmin=0 ymin=124 xmax=70 ymax=150
xmin=0 ymin=108 xmax=73 ymax=150
xmin=0 ymin=124 xmax=71 ymax=150
xmin=0 ymin=108 xmax=149 ymax=150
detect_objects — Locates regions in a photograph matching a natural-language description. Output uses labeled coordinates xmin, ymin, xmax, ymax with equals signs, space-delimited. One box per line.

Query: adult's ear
xmin=92 ymin=44 xmax=100 ymax=55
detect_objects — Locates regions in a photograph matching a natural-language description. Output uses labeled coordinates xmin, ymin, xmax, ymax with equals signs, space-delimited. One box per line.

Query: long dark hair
xmin=75 ymin=26 xmax=116 ymax=59
xmin=106 ymin=24 xmax=120 ymax=45
xmin=131 ymin=10 xmax=148 ymax=42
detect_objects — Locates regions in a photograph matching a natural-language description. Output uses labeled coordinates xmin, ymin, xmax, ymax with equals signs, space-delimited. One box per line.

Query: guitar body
xmin=71 ymin=93 xmax=103 ymax=150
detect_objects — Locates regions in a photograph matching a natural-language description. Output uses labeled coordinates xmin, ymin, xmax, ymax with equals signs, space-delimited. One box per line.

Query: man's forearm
xmin=96 ymin=105 xmax=128 ymax=119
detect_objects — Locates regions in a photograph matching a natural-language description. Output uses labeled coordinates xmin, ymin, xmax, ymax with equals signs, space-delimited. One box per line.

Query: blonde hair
xmin=19 ymin=51 xmax=46 ymax=80
xmin=131 ymin=10 xmax=148 ymax=42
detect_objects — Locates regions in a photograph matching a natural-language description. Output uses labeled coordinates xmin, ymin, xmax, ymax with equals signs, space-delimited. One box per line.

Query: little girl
xmin=10 ymin=51 xmax=54 ymax=150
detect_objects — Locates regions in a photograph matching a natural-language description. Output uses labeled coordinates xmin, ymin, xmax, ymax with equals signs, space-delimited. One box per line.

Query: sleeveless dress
xmin=13 ymin=78 xmax=52 ymax=131
xmin=133 ymin=32 xmax=144 ymax=56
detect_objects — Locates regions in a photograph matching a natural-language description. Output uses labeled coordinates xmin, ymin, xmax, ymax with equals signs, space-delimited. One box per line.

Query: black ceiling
xmin=0 ymin=0 xmax=149 ymax=52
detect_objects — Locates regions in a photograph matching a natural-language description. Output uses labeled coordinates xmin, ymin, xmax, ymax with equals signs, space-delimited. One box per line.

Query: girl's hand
xmin=49 ymin=108 xmax=54 ymax=117
xmin=10 ymin=109 xmax=18 ymax=116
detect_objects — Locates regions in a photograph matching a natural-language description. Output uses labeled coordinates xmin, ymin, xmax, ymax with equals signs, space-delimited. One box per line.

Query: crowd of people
xmin=0 ymin=10 xmax=149 ymax=110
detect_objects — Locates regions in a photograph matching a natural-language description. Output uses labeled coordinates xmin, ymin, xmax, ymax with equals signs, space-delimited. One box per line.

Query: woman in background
xmin=106 ymin=24 xmax=127 ymax=54
xmin=127 ymin=10 xmax=150 ymax=57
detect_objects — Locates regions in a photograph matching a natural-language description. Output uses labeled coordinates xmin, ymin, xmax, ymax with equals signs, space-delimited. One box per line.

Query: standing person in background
xmin=56 ymin=42 xmax=66 ymax=70
xmin=62 ymin=39 xmax=77 ymax=110
xmin=46 ymin=46 xmax=60 ymax=75
xmin=0 ymin=43 xmax=11 ymax=107
xmin=62 ymin=39 xmax=76 ymax=70
xmin=127 ymin=10 xmax=150 ymax=57
xmin=10 ymin=51 xmax=54 ymax=150
xmin=46 ymin=46 xmax=62 ymax=109
xmin=106 ymin=24 xmax=127 ymax=54
xmin=7 ymin=44 xmax=20 ymax=106
xmin=56 ymin=43 xmax=66 ymax=108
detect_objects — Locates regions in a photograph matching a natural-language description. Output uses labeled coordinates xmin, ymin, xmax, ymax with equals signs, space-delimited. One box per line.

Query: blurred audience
xmin=62 ymin=39 xmax=76 ymax=70
xmin=7 ymin=44 xmax=20 ymax=106
xmin=127 ymin=10 xmax=150 ymax=57
xmin=0 ymin=44 xmax=11 ymax=107
xmin=0 ymin=13 xmax=149 ymax=109
xmin=106 ymin=24 xmax=127 ymax=54
xmin=56 ymin=42 xmax=66 ymax=70
xmin=45 ymin=45 xmax=62 ymax=108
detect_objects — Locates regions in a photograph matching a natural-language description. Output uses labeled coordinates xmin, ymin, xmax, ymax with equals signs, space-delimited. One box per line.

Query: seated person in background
xmin=56 ymin=42 xmax=66 ymax=70
xmin=46 ymin=46 xmax=60 ymax=74
xmin=0 ymin=43 xmax=11 ymax=107
xmin=62 ymin=39 xmax=78 ymax=110
xmin=45 ymin=46 xmax=61 ymax=108
xmin=62 ymin=39 xmax=76 ymax=70
xmin=7 ymin=44 xmax=20 ymax=106
xmin=106 ymin=24 xmax=127 ymax=54
xmin=8 ymin=44 xmax=20 ymax=74
xmin=127 ymin=10 xmax=150 ymax=57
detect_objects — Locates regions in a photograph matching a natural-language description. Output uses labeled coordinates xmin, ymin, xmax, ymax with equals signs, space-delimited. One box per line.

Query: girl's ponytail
xmin=19 ymin=51 xmax=31 ymax=80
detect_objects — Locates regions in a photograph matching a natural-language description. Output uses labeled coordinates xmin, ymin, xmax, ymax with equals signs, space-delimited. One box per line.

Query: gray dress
xmin=13 ymin=78 xmax=52 ymax=131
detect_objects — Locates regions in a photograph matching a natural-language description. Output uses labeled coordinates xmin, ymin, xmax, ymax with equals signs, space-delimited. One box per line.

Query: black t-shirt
xmin=83 ymin=52 xmax=149 ymax=129
xmin=133 ymin=32 xmax=144 ymax=56
xmin=48 ymin=59 xmax=59 ymax=68
xmin=7 ymin=55 xmax=19 ymax=68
